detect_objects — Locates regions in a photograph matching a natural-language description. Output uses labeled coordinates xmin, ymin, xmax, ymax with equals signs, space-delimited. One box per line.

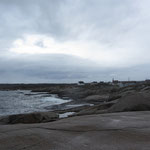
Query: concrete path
xmin=0 ymin=111 xmax=150 ymax=150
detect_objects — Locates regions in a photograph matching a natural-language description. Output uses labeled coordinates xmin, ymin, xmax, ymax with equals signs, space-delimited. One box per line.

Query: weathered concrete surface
xmin=0 ymin=111 xmax=150 ymax=150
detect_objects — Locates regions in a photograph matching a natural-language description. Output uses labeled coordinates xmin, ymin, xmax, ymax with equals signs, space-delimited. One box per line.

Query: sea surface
xmin=0 ymin=90 xmax=71 ymax=117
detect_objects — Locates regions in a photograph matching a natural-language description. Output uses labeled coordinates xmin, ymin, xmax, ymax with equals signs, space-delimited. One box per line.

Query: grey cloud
xmin=0 ymin=0 xmax=141 ymax=42
xmin=0 ymin=0 xmax=150 ymax=82
xmin=0 ymin=53 xmax=149 ymax=83
xmin=0 ymin=53 xmax=110 ymax=83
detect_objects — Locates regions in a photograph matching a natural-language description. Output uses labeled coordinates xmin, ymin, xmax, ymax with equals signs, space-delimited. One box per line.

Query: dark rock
xmin=83 ymin=95 xmax=109 ymax=104
xmin=0 ymin=112 xmax=59 ymax=124
xmin=108 ymin=92 xmax=150 ymax=113
xmin=108 ymin=94 xmax=122 ymax=102
xmin=74 ymin=101 xmax=116 ymax=116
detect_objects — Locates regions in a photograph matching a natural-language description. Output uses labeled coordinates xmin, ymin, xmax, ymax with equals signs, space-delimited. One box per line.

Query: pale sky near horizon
xmin=0 ymin=0 xmax=150 ymax=83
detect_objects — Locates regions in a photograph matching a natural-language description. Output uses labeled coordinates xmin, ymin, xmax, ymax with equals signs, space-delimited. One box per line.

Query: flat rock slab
xmin=0 ymin=111 xmax=150 ymax=150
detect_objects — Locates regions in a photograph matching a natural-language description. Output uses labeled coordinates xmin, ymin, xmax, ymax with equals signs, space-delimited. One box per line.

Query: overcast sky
xmin=0 ymin=0 xmax=150 ymax=83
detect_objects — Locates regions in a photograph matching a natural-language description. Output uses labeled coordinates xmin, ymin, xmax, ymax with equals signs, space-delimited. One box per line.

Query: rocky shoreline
xmin=0 ymin=82 xmax=150 ymax=124
xmin=0 ymin=82 xmax=150 ymax=149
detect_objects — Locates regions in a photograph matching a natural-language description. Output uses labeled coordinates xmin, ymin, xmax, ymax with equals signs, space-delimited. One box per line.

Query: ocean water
xmin=0 ymin=90 xmax=71 ymax=116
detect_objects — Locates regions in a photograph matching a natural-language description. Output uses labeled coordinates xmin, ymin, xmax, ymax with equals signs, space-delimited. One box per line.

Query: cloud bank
xmin=0 ymin=0 xmax=150 ymax=82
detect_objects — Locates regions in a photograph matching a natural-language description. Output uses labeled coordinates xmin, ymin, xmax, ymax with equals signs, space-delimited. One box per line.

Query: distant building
xmin=145 ymin=79 xmax=150 ymax=84
xmin=112 ymin=80 xmax=119 ymax=84
xmin=90 ymin=81 xmax=98 ymax=85
xmin=112 ymin=80 xmax=137 ymax=87
xmin=121 ymin=81 xmax=137 ymax=87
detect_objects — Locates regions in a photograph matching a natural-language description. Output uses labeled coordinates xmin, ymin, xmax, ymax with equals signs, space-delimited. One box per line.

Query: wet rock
xmin=0 ymin=112 xmax=59 ymax=124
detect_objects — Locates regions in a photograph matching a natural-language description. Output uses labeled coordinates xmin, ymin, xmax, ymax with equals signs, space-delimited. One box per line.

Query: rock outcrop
xmin=75 ymin=92 xmax=150 ymax=116
xmin=74 ymin=101 xmax=116 ymax=116
xmin=108 ymin=92 xmax=150 ymax=113
xmin=0 ymin=111 xmax=58 ymax=124
xmin=83 ymin=94 xmax=109 ymax=104
xmin=0 ymin=111 xmax=150 ymax=150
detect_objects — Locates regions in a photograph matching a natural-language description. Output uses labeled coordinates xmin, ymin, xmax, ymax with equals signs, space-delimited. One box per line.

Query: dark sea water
xmin=0 ymin=90 xmax=71 ymax=117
